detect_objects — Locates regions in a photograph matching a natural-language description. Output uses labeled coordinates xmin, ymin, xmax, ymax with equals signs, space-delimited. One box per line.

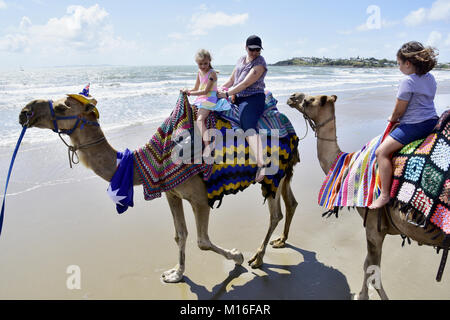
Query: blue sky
xmin=0 ymin=0 xmax=449 ymax=68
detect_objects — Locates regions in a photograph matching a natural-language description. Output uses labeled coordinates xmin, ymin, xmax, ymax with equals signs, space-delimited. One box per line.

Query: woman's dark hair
xmin=397 ymin=41 xmax=439 ymax=76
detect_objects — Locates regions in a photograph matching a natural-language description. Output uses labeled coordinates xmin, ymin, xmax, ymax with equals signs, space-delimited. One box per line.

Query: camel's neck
xmin=316 ymin=120 xmax=342 ymax=174
xmin=68 ymin=125 xmax=140 ymax=184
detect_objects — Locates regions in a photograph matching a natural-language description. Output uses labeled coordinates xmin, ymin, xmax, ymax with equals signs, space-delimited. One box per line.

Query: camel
xmin=287 ymin=92 xmax=448 ymax=300
xmin=18 ymin=95 xmax=299 ymax=283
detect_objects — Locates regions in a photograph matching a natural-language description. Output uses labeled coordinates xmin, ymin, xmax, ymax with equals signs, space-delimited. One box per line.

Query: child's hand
xmin=180 ymin=89 xmax=190 ymax=96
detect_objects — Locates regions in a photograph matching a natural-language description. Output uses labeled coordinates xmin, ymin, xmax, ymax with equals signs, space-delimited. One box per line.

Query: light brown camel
xmin=18 ymin=95 xmax=299 ymax=283
xmin=287 ymin=92 xmax=447 ymax=300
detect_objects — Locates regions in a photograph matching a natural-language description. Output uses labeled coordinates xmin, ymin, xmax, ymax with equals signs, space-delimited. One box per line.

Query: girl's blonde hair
xmin=195 ymin=49 xmax=213 ymax=69
xmin=397 ymin=41 xmax=439 ymax=76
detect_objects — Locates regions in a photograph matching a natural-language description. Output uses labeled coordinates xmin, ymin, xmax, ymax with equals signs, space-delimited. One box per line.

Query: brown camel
xmin=287 ymin=92 xmax=447 ymax=300
xmin=18 ymin=95 xmax=299 ymax=283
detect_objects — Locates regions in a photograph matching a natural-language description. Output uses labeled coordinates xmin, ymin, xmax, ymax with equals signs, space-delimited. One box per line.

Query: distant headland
xmin=271 ymin=57 xmax=450 ymax=69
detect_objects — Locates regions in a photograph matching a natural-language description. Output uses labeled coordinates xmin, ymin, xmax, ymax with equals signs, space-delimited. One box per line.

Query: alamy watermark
xmin=366 ymin=5 xmax=381 ymax=30
xmin=66 ymin=265 xmax=81 ymax=290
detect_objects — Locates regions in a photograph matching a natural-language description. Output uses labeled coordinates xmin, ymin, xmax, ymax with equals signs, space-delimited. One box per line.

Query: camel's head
xmin=287 ymin=92 xmax=337 ymax=125
xmin=19 ymin=97 xmax=98 ymax=132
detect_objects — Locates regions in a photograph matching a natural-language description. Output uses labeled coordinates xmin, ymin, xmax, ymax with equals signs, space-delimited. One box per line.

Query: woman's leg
xmin=238 ymin=94 xmax=266 ymax=182
xmin=369 ymin=136 xmax=404 ymax=209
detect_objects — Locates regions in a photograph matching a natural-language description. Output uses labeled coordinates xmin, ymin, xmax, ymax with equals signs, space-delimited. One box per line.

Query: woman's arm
xmin=227 ymin=65 xmax=265 ymax=96
xmin=189 ymin=71 xmax=217 ymax=96
xmin=389 ymin=99 xmax=409 ymax=123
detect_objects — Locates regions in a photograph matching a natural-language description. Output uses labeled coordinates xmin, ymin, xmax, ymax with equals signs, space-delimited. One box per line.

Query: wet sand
xmin=0 ymin=83 xmax=450 ymax=300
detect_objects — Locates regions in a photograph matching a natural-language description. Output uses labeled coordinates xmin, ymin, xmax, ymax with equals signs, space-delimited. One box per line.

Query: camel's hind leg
xmin=190 ymin=193 xmax=244 ymax=266
xmin=162 ymin=193 xmax=188 ymax=283
xmin=270 ymin=178 xmax=298 ymax=248
xmin=358 ymin=211 xmax=389 ymax=300
xmin=248 ymin=182 xmax=283 ymax=269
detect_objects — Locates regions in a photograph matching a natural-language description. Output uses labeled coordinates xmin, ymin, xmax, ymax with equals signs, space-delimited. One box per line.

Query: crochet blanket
xmin=391 ymin=110 xmax=450 ymax=244
xmin=205 ymin=117 xmax=299 ymax=208
xmin=133 ymin=94 xmax=212 ymax=200
xmin=318 ymin=131 xmax=386 ymax=210
xmin=133 ymin=92 xmax=299 ymax=208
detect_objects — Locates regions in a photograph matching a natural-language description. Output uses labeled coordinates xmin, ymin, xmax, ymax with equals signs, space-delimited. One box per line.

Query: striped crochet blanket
xmin=205 ymin=118 xmax=299 ymax=208
xmin=133 ymin=92 xmax=299 ymax=207
xmin=318 ymin=131 xmax=387 ymax=210
xmin=133 ymin=94 xmax=212 ymax=200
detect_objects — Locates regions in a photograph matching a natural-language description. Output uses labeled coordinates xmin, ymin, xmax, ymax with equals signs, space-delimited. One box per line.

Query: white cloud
xmin=188 ymin=11 xmax=248 ymax=36
xmin=446 ymin=34 xmax=450 ymax=46
xmin=0 ymin=4 xmax=135 ymax=54
xmin=404 ymin=8 xmax=427 ymax=26
xmin=429 ymin=0 xmax=450 ymax=21
xmin=0 ymin=0 xmax=6 ymax=9
xmin=404 ymin=0 xmax=450 ymax=26
xmin=427 ymin=31 xmax=443 ymax=46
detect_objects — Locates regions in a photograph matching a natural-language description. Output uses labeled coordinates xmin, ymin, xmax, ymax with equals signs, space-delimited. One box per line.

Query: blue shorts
xmin=389 ymin=118 xmax=438 ymax=145
xmin=236 ymin=93 xmax=266 ymax=132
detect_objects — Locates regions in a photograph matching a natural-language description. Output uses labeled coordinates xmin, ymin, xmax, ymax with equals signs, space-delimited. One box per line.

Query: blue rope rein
xmin=0 ymin=125 xmax=27 ymax=237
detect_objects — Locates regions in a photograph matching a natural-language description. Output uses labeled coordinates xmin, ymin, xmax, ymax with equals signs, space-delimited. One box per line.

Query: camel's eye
xmin=54 ymin=103 xmax=70 ymax=113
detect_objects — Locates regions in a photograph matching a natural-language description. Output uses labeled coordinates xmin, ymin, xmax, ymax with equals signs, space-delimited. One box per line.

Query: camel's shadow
xmin=183 ymin=244 xmax=352 ymax=300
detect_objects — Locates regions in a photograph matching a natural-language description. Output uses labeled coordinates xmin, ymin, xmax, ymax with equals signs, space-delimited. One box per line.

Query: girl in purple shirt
xmin=369 ymin=41 xmax=439 ymax=209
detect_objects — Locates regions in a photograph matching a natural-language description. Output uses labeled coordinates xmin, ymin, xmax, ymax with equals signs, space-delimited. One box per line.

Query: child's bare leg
xmin=369 ymin=136 xmax=404 ymax=209
xmin=196 ymin=108 xmax=209 ymax=141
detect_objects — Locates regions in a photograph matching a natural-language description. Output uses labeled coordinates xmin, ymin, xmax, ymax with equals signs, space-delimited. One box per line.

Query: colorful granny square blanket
xmin=133 ymin=94 xmax=212 ymax=201
xmin=391 ymin=110 xmax=450 ymax=241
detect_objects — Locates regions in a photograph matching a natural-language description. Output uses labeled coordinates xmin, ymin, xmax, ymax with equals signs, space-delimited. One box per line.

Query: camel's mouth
xmin=19 ymin=108 xmax=41 ymax=127
xmin=287 ymin=93 xmax=306 ymax=113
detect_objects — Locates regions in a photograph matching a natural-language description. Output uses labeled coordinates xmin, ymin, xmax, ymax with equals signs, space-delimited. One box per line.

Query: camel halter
xmin=48 ymin=100 xmax=106 ymax=168
xmin=301 ymin=108 xmax=337 ymax=142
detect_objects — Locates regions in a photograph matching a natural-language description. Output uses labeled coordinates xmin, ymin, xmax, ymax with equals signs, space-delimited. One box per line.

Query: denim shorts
xmin=236 ymin=93 xmax=266 ymax=132
xmin=389 ymin=118 xmax=439 ymax=145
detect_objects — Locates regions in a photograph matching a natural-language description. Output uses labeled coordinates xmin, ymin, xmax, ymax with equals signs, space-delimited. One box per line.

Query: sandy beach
xmin=0 ymin=79 xmax=450 ymax=300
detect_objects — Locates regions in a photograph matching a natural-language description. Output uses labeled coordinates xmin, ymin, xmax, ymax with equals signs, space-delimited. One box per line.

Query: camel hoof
xmin=161 ymin=268 xmax=184 ymax=283
xmin=270 ymin=237 xmax=286 ymax=249
xmin=248 ymin=253 xmax=263 ymax=269
xmin=231 ymin=248 xmax=244 ymax=265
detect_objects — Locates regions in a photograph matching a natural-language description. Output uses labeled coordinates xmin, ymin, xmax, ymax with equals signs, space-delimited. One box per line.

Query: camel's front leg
xmin=249 ymin=189 xmax=283 ymax=268
xmin=270 ymin=178 xmax=298 ymax=248
xmin=358 ymin=211 xmax=389 ymax=300
xmin=162 ymin=193 xmax=188 ymax=283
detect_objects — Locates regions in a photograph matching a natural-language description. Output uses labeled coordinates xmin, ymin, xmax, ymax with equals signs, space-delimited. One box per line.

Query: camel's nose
xmin=287 ymin=93 xmax=305 ymax=108
xmin=19 ymin=106 xmax=33 ymax=126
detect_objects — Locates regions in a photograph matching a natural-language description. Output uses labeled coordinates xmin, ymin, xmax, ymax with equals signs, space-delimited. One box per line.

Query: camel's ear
xmin=54 ymin=102 xmax=70 ymax=113
xmin=320 ymin=95 xmax=328 ymax=107
xmin=330 ymin=95 xmax=337 ymax=103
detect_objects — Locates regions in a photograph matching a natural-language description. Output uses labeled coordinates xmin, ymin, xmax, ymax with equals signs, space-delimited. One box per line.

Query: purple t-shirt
xmin=397 ymin=73 xmax=438 ymax=124
xmin=234 ymin=55 xmax=267 ymax=98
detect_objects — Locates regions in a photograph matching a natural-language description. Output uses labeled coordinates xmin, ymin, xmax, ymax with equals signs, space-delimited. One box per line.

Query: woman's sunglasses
xmin=248 ymin=48 xmax=261 ymax=52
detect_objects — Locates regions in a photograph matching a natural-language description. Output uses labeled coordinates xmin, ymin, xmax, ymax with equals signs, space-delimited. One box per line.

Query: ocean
xmin=1 ymin=65 xmax=450 ymax=197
